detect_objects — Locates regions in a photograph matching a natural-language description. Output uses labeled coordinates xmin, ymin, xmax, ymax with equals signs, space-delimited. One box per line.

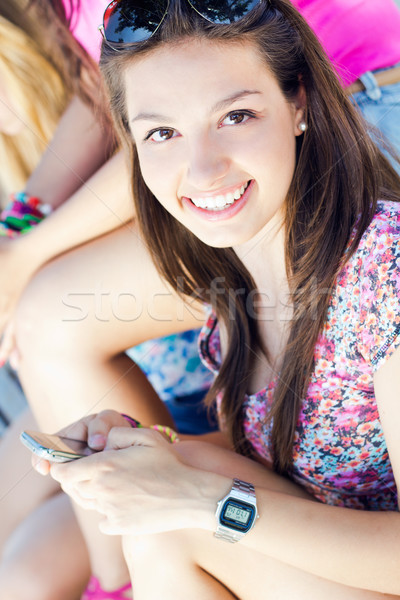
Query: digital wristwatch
xmin=215 ymin=478 xmax=258 ymax=543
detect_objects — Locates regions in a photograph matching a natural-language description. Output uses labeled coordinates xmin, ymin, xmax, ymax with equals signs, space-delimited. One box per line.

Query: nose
xmin=185 ymin=133 xmax=230 ymax=190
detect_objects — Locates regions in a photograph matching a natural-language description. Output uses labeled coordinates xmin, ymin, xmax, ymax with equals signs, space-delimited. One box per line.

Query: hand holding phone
xmin=20 ymin=430 xmax=97 ymax=463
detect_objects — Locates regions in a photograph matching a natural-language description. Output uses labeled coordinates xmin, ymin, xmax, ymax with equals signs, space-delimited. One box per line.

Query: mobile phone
xmin=20 ymin=430 xmax=97 ymax=462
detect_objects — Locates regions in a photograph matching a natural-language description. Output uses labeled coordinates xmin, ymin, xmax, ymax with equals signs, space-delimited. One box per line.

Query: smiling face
xmin=125 ymin=37 xmax=305 ymax=249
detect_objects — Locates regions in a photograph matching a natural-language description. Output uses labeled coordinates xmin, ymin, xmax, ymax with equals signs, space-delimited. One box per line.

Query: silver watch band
xmin=214 ymin=525 xmax=247 ymax=542
xmin=230 ymin=478 xmax=256 ymax=498
xmin=215 ymin=478 xmax=257 ymax=543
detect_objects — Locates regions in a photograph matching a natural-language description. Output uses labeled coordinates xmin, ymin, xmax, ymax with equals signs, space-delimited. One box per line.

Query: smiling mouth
xmin=189 ymin=181 xmax=251 ymax=211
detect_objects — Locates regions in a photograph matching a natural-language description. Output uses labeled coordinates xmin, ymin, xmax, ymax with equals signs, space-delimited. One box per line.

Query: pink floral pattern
xmin=199 ymin=201 xmax=400 ymax=510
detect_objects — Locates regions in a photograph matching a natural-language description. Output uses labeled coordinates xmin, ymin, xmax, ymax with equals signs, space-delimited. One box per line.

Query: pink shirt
xmin=63 ymin=0 xmax=107 ymax=61
xmin=291 ymin=0 xmax=400 ymax=86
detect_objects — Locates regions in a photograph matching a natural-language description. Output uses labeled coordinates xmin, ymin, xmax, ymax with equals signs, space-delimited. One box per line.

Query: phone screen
xmin=20 ymin=430 xmax=97 ymax=461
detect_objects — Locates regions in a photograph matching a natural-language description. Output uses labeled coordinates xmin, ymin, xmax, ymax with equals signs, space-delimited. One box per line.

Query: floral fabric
xmin=199 ymin=201 xmax=400 ymax=510
xmin=127 ymin=329 xmax=214 ymax=401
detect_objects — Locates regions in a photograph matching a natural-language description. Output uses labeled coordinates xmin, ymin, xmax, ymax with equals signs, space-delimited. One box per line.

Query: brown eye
xmin=220 ymin=110 xmax=255 ymax=128
xmin=148 ymin=128 xmax=176 ymax=142
xmin=229 ymin=112 xmax=245 ymax=124
xmin=158 ymin=129 xmax=174 ymax=139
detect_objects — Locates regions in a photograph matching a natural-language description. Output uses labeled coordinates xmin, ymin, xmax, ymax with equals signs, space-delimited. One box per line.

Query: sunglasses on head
xmin=99 ymin=0 xmax=262 ymax=46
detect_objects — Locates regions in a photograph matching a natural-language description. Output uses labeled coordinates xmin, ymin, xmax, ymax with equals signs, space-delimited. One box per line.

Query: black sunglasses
xmin=99 ymin=0 xmax=262 ymax=45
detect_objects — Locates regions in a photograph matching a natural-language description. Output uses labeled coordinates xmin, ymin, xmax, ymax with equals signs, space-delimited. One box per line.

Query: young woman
xmin=40 ymin=0 xmax=400 ymax=598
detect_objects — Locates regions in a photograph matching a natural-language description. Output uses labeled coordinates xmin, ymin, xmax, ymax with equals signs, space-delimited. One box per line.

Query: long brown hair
xmin=100 ymin=0 xmax=400 ymax=474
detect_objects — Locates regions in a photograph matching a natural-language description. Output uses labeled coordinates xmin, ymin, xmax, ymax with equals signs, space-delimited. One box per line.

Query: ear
xmin=293 ymin=82 xmax=307 ymax=137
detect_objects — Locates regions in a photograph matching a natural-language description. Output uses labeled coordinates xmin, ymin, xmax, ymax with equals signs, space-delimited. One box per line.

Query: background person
xmin=292 ymin=0 xmax=400 ymax=170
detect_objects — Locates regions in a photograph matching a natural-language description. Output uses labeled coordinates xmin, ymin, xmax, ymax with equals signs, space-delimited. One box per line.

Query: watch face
xmin=220 ymin=499 xmax=256 ymax=533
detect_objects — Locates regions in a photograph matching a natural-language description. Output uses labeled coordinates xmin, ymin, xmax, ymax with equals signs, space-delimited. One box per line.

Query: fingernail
xmin=88 ymin=434 xmax=106 ymax=449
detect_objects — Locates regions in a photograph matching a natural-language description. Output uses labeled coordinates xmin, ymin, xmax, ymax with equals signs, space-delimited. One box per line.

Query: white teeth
xmin=191 ymin=182 xmax=249 ymax=210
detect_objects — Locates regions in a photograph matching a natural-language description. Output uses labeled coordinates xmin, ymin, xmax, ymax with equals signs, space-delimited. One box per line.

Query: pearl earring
xmin=299 ymin=121 xmax=308 ymax=132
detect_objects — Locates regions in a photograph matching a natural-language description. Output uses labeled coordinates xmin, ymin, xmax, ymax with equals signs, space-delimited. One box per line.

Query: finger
xmin=87 ymin=410 xmax=129 ymax=450
xmin=98 ymin=518 xmax=125 ymax=536
xmin=49 ymin=451 xmax=100 ymax=484
xmin=32 ymin=454 xmax=51 ymax=475
xmin=56 ymin=414 xmax=98 ymax=443
xmin=61 ymin=481 xmax=99 ymax=511
xmin=0 ymin=320 xmax=16 ymax=367
xmin=105 ymin=426 xmax=167 ymax=451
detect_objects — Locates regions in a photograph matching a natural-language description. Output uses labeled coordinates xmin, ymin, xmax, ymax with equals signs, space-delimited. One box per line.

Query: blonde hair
xmin=0 ymin=14 xmax=69 ymax=202
xmin=0 ymin=0 xmax=105 ymax=206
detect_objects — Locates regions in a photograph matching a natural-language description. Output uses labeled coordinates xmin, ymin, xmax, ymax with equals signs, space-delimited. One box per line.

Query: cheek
xmin=137 ymin=147 xmax=180 ymax=205
xmin=255 ymin=123 xmax=296 ymax=185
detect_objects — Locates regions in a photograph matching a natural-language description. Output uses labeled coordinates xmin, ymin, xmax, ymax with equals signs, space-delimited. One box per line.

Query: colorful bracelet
xmin=121 ymin=413 xmax=180 ymax=444
xmin=121 ymin=413 xmax=143 ymax=429
xmin=0 ymin=191 xmax=52 ymax=238
xmin=150 ymin=424 xmax=180 ymax=444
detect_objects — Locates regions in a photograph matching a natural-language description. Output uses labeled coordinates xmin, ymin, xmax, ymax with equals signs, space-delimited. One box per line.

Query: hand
xmin=0 ymin=236 xmax=42 ymax=335
xmin=50 ymin=427 xmax=218 ymax=536
xmin=32 ymin=409 xmax=131 ymax=475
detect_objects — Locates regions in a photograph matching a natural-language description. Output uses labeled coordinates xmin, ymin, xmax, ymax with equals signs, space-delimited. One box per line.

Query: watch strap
xmin=215 ymin=478 xmax=257 ymax=543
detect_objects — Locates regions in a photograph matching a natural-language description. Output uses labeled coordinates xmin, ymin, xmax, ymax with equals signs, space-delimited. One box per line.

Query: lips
xmin=189 ymin=181 xmax=250 ymax=211
xmin=181 ymin=179 xmax=254 ymax=222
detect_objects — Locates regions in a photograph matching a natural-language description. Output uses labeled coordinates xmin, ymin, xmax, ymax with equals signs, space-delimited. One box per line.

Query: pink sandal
xmin=81 ymin=576 xmax=132 ymax=599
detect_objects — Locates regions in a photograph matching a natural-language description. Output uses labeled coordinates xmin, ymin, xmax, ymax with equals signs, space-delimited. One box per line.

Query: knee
xmin=15 ymin=260 xmax=88 ymax=363
xmin=0 ymin=558 xmax=60 ymax=600
xmin=123 ymin=530 xmax=194 ymax=577
xmin=0 ymin=544 xmax=87 ymax=600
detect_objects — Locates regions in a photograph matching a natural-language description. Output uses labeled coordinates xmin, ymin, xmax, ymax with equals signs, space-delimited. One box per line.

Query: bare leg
xmin=124 ymin=529 xmax=398 ymax=600
xmin=0 ymin=407 xmax=59 ymax=554
xmin=0 ymin=492 xmax=90 ymax=600
xmin=15 ymin=226 xmax=198 ymax=431
xmin=122 ymin=442 xmax=399 ymax=600
xmin=14 ymin=225 xmax=202 ymax=593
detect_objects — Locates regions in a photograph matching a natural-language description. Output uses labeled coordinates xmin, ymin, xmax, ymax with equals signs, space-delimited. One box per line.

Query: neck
xmin=233 ymin=213 xmax=292 ymax=390
xmin=234 ymin=211 xmax=287 ymax=291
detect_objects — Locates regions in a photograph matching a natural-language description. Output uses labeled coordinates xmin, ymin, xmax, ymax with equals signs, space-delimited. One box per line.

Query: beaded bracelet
xmin=121 ymin=413 xmax=180 ymax=444
xmin=0 ymin=192 xmax=52 ymax=238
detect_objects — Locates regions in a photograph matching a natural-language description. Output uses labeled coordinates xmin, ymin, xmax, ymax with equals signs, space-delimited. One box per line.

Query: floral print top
xmin=199 ymin=201 xmax=400 ymax=510
xmin=127 ymin=329 xmax=213 ymax=401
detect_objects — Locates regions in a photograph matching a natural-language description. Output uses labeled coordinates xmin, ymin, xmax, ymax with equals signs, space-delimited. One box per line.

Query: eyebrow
xmin=212 ymin=89 xmax=262 ymax=113
xmin=130 ymin=89 xmax=262 ymax=124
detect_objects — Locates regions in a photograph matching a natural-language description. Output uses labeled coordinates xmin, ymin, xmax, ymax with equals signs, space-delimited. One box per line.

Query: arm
xmin=25 ymin=95 xmax=115 ymax=209
xmin=202 ymin=346 xmax=400 ymax=594
xmin=15 ymin=150 xmax=133 ymax=268
xmin=0 ymin=95 xmax=122 ymax=335
xmin=0 ymin=151 xmax=133 ymax=336
xmin=48 ymin=348 xmax=400 ymax=595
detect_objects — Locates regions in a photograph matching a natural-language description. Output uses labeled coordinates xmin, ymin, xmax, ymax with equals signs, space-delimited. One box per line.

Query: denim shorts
xmin=165 ymin=389 xmax=218 ymax=435
xmin=351 ymin=65 xmax=400 ymax=173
